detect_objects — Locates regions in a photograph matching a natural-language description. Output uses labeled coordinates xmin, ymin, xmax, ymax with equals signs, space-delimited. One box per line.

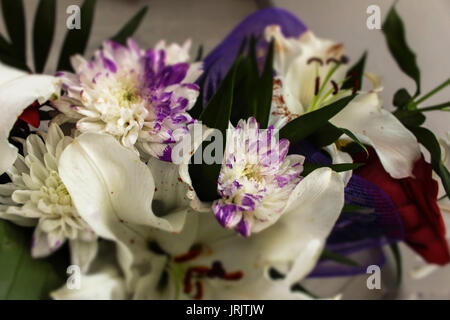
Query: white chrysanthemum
xmin=0 ymin=123 xmax=95 ymax=257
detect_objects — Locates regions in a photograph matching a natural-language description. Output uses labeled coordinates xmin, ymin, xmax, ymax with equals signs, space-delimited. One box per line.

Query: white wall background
xmin=1 ymin=0 xmax=449 ymax=299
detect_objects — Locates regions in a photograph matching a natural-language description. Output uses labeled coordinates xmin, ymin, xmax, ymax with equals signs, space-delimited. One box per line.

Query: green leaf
xmin=57 ymin=0 xmax=97 ymax=71
xmin=320 ymin=248 xmax=359 ymax=267
xmin=200 ymin=57 xmax=240 ymax=134
xmin=0 ymin=220 xmax=68 ymax=299
xmin=195 ymin=44 xmax=204 ymax=62
xmin=382 ymin=4 xmax=421 ymax=96
xmin=256 ymin=39 xmax=274 ymax=128
xmin=393 ymin=88 xmax=413 ymax=109
xmin=279 ymin=95 xmax=356 ymax=145
xmin=110 ymin=6 xmax=148 ymax=45
xmin=33 ymin=0 xmax=56 ymax=73
xmin=188 ymin=65 xmax=211 ymax=119
xmin=190 ymin=59 xmax=240 ymax=202
xmin=302 ymin=162 xmax=363 ymax=176
xmin=229 ymin=55 xmax=258 ymax=125
xmin=1 ymin=0 xmax=26 ymax=62
xmin=0 ymin=33 xmax=28 ymax=70
xmin=342 ymin=203 xmax=374 ymax=213
xmin=337 ymin=127 xmax=368 ymax=156
xmin=408 ymin=126 xmax=450 ymax=198
xmin=310 ymin=122 xmax=343 ymax=147
xmin=393 ymin=109 xmax=426 ymax=127
xmin=342 ymin=51 xmax=367 ymax=91
xmin=389 ymin=243 xmax=402 ymax=286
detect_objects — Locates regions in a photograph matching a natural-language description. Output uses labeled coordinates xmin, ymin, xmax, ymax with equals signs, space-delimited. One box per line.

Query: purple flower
xmin=53 ymin=39 xmax=202 ymax=161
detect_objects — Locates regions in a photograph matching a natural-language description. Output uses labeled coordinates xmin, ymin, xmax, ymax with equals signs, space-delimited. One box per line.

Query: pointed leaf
xmin=408 ymin=126 xmax=450 ymax=199
xmin=109 ymin=6 xmax=148 ymax=45
xmin=256 ymin=39 xmax=274 ymax=128
xmin=342 ymin=51 xmax=366 ymax=91
xmin=200 ymin=56 xmax=240 ymax=134
xmin=279 ymin=95 xmax=356 ymax=145
xmin=1 ymin=0 xmax=26 ymax=62
xmin=33 ymin=0 xmax=56 ymax=73
xmin=302 ymin=162 xmax=363 ymax=176
xmin=382 ymin=4 xmax=421 ymax=96
xmin=389 ymin=243 xmax=402 ymax=286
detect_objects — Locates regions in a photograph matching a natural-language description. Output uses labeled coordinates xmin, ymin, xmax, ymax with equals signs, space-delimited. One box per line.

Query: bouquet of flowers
xmin=0 ymin=1 xmax=448 ymax=300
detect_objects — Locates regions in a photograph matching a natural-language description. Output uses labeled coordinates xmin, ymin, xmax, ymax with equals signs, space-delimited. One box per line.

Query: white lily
xmin=265 ymin=25 xmax=421 ymax=179
xmin=132 ymin=165 xmax=343 ymax=300
xmin=57 ymin=132 xmax=202 ymax=293
xmin=0 ymin=62 xmax=60 ymax=176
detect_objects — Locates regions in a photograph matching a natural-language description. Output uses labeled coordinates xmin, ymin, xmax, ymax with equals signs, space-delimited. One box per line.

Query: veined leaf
xmin=279 ymin=95 xmax=356 ymax=145
xmin=0 ymin=220 xmax=67 ymax=299
xmin=342 ymin=51 xmax=366 ymax=91
xmin=382 ymin=4 xmax=421 ymax=96
xmin=1 ymin=0 xmax=26 ymax=62
xmin=408 ymin=126 xmax=450 ymax=199
xmin=33 ymin=0 xmax=56 ymax=73
xmin=302 ymin=162 xmax=363 ymax=176
xmin=110 ymin=6 xmax=148 ymax=45
xmin=57 ymin=0 xmax=97 ymax=71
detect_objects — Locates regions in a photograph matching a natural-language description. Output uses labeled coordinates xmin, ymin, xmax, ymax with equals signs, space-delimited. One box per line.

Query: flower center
xmin=163 ymin=245 xmax=244 ymax=300
xmin=40 ymin=171 xmax=72 ymax=206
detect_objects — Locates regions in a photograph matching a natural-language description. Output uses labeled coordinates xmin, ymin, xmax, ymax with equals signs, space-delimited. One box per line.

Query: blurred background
xmin=0 ymin=0 xmax=449 ymax=299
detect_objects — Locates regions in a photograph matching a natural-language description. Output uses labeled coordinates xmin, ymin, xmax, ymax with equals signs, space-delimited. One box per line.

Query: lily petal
xmin=51 ymin=265 xmax=126 ymax=300
xmin=0 ymin=73 xmax=60 ymax=175
xmin=331 ymin=93 xmax=421 ymax=179
xmin=58 ymin=133 xmax=186 ymax=289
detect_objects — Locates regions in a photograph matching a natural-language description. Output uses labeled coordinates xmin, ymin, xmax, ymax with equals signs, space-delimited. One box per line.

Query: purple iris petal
xmin=201 ymin=7 xmax=308 ymax=105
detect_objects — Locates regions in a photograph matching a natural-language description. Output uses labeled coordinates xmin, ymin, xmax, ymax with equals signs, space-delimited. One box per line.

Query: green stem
xmin=415 ymin=78 xmax=450 ymax=105
xmin=416 ymin=101 xmax=450 ymax=112
xmin=309 ymin=62 xmax=342 ymax=111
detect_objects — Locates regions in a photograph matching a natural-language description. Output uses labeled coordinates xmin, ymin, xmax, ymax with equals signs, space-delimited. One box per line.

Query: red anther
xmin=190 ymin=266 xmax=210 ymax=275
xmin=183 ymin=269 xmax=194 ymax=294
xmin=331 ymin=80 xmax=339 ymax=95
xmin=352 ymin=79 xmax=360 ymax=95
xmin=326 ymin=57 xmax=340 ymax=65
xmin=314 ymin=76 xmax=321 ymax=96
xmin=174 ymin=249 xmax=202 ymax=263
xmin=223 ymin=271 xmax=244 ymax=281
xmin=193 ymin=281 xmax=204 ymax=300
xmin=307 ymin=57 xmax=323 ymax=66
xmin=208 ymin=261 xmax=226 ymax=278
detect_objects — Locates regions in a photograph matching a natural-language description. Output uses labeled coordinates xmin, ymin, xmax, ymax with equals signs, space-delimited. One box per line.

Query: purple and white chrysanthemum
xmin=53 ymin=39 xmax=202 ymax=161
xmin=212 ymin=117 xmax=305 ymax=237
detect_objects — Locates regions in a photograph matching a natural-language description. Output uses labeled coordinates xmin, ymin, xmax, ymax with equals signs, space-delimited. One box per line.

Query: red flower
xmin=354 ymin=148 xmax=450 ymax=265
xmin=18 ymin=101 xmax=41 ymax=128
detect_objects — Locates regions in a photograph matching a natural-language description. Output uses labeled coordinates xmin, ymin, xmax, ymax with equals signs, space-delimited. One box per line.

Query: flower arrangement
xmin=0 ymin=1 xmax=449 ymax=300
